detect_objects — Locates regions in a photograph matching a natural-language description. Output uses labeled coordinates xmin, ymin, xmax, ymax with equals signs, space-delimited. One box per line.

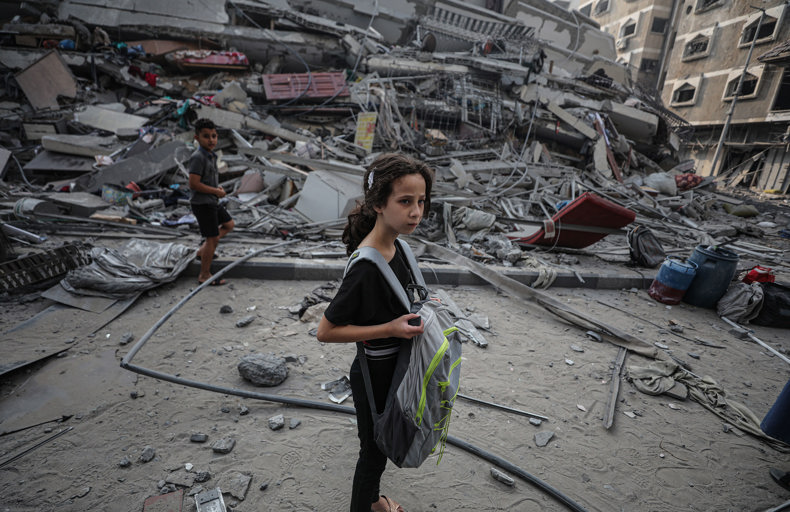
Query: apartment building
xmin=583 ymin=0 xmax=789 ymax=190
xmin=577 ymin=0 xmax=675 ymax=89
xmin=661 ymin=0 xmax=789 ymax=190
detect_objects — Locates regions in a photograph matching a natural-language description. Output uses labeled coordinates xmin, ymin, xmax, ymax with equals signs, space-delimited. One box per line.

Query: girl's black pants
xmin=348 ymin=354 xmax=397 ymax=512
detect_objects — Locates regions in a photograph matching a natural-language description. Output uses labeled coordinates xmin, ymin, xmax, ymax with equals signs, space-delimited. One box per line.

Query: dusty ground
xmin=1 ymin=267 xmax=789 ymax=512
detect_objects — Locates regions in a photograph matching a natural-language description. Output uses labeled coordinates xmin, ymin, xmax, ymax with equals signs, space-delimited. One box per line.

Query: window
xmin=640 ymin=59 xmax=659 ymax=72
xmin=594 ymin=0 xmax=609 ymax=15
xmin=579 ymin=3 xmax=592 ymax=17
xmin=651 ymin=17 xmax=668 ymax=33
xmin=722 ymin=66 xmax=764 ymax=101
xmin=771 ymin=68 xmax=790 ymax=111
xmin=695 ymin=0 xmax=724 ymax=13
xmin=671 ymin=79 xmax=700 ymax=106
xmin=675 ymin=85 xmax=695 ymax=103
xmin=740 ymin=17 xmax=777 ymax=45
xmin=723 ymin=73 xmax=758 ymax=100
xmin=621 ymin=20 xmax=637 ymax=38
xmin=682 ymin=33 xmax=713 ymax=61
xmin=739 ymin=6 xmax=785 ymax=47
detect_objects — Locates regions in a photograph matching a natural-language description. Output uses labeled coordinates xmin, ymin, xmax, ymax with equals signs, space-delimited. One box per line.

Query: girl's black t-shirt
xmin=324 ymin=245 xmax=412 ymax=360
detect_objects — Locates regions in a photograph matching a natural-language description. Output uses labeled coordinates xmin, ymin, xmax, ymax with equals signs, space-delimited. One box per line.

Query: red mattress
xmin=508 ymin=192 xmax=635 ymax=249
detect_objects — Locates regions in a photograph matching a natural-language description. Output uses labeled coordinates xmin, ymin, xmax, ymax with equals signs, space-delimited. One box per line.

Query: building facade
xmin=578 ymin=0 xmax=676 ymax=89
xmin=584 ymin=0 xmax=790 ymax=190
xmin=660 ymin=0 xmax=789 ymax=190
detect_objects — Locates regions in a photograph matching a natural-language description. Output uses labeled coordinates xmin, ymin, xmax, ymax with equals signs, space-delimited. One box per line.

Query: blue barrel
xmin=683 ymin=245 xmax=739 ymax=308
xmin=648 ymin=257 xmax=698 ymax=305
xmin=762 ymin=379 xmax=790 ymax=444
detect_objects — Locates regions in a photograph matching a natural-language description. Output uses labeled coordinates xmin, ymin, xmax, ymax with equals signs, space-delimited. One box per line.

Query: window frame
xmin=682 ymin=34 xmax=712 ymax=61
xmin=620 ymin=18 xmax=638 ymax=39
xmin=670 ymin=79 xmax=701 ymax=107
xmin=694 ymin=0 xmax=724 ymax=14
xmin=650 ymin=17 xmax=668 ymax=34
xmin=594 ymin=0 xmax=610 ymax=16
xmin=579 ymin=3 xmax=592 ymax=17
xmin=739 ymin=16 xmax=778 ymax=47
xmin=722 ymin=67 xmax=763 ymax=102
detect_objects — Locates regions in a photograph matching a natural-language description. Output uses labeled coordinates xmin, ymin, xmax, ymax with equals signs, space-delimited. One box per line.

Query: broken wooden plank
xmin=603 ymin=347 xmax=627 ymax=429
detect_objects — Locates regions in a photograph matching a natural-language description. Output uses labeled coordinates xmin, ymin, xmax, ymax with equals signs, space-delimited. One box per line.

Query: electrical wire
xmin=10 ymin=153 xmax=35 ymax=189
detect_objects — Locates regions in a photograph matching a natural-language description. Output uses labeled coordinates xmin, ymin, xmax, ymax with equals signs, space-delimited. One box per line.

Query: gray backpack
xmin=345 ymin=239 xmax=462 ymax=468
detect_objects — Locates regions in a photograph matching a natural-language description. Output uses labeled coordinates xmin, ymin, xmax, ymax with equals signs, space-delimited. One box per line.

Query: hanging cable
xmin=227 ymin=0 xmax=313 ymax=108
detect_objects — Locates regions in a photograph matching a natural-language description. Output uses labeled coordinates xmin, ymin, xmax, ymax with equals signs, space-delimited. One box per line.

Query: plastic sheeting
xmin=60 ymin=239 xmax=195 ymax=299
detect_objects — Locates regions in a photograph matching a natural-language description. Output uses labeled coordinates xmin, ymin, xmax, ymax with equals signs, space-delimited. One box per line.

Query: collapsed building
xmin=0 ymin=0 xmax=787 ymax=295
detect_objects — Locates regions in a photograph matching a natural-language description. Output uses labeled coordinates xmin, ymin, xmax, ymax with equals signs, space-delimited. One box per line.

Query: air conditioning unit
xmin=616 ymin=38 xmax=628 ymax=50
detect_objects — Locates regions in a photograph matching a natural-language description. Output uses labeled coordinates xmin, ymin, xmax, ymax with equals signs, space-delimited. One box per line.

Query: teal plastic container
xmin=648 ymin=257 xmax=698 ymax=305
xmin=682 ymin=245 xmax=739 ymax=308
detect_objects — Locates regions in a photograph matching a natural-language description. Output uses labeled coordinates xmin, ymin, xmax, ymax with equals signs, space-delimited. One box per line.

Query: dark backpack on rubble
xmin=627 ymin=225 xmax=665 ymax=268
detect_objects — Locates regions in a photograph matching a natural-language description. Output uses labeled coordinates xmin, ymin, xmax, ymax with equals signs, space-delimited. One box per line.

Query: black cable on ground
xmin=120 ymin=243 xmax=590 ymax=512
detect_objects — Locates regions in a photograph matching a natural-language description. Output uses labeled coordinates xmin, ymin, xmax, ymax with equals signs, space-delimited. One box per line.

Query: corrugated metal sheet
xmin=262 ymin=72 xmax=349 ymax=100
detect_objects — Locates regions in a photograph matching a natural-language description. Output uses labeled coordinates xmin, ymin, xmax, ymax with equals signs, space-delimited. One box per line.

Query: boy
xmin=188 ymin=118 xmax=234 ymax=286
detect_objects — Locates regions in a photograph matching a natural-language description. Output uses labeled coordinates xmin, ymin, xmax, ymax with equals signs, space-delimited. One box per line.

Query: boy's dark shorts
xmin=191 ymin=203 xmax=232 ymax=238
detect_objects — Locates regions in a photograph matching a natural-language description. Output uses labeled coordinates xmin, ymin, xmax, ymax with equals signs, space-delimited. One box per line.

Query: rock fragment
xmin=238 ymin=353 xmax=288 ymax=386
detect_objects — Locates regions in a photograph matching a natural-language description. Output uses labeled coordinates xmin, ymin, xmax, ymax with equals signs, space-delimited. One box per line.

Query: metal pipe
xmin=457 ymin=393 xmax=549 ymax=421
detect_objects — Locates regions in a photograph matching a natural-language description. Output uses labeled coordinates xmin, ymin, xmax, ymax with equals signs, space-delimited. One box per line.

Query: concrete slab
xmin=23 ymin=151 xmax=94 ymax=174
xmin=45 ymin=192 xmax=113 ymax=217
xmin=14 ymin=51 xmax=78 ymax=111
xmin=73 ymin=140 xmax=188 ymax=193
xmin=602 ymin=100 xmax=659 ymax=142
xmin=74 ymin=106 xmax=148 ymax=135
xmin=41 ymin=134 xmax=121 ymax=157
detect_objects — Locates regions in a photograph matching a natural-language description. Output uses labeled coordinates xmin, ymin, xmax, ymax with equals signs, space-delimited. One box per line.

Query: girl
xmin=317 ymin=153 xmax=434 ymax=512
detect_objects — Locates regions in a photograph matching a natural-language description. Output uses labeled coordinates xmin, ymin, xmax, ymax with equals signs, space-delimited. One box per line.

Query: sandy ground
xmin=1 ymin=269 xmax=789 ymax=512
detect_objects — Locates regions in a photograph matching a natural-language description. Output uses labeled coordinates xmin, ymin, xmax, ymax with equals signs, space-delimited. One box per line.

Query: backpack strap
xmin=344 ymin=239 xmax=424 ymax=312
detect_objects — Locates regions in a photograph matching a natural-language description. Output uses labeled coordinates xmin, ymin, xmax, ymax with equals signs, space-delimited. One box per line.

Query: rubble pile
xmin=1 ymin=0 xmax=788 ymax=292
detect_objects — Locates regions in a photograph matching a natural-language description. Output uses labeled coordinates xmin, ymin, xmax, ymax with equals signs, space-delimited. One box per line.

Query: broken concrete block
xmin=268 ymin=414 xmax=285 ymax=430
xmin=534 ymin=431 xmax=554 ymax=447
xmin=220 ymin=472 xmax=252 ymax=501
xmin=602 ymin=100 xmax=659 ymax=142
xmin=211 ymin=438 xmax=236 ymax=454
xmin=139 ymin=445 xmax=156 ymax=462
xmin=237 ymin=353 xmax=288 ymax=386
xmin=545 ymin=101 xmax=598 ymax=140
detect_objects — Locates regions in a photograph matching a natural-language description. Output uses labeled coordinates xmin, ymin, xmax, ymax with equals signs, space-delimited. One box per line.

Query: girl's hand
xmin=390 ymin=314 xmax=424 ymax=339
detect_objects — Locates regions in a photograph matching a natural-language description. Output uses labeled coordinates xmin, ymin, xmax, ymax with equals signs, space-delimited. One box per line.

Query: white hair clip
xmin=367 ymin=171 xmax=374 ymax=189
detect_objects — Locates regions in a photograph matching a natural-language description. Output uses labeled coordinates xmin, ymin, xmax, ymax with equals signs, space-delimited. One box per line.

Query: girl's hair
xmin=342 ymin=153 xmax=433 ymax=255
